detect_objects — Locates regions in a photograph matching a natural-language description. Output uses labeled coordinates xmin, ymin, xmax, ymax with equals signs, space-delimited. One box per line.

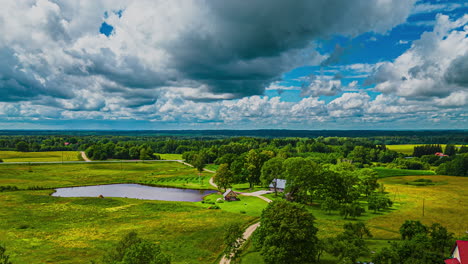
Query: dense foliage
xmin=254 ymin=201 xmax=318 ymax=264
xmin=373 ymin=221 xmax=454 ymax=264
xmin=102 ymin=232 xmax=170 ymax=264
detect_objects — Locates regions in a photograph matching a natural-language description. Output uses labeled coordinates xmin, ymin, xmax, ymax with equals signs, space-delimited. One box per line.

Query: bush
xmin=413 ymin=179 xmax=432 ymax=183
xmin=102 ymin=231 xmax=170 ymax=264
xmin=0 ymin=186 xmax=19 ymax=192
xmin=208 ymin=205 xmax=220 ymax=209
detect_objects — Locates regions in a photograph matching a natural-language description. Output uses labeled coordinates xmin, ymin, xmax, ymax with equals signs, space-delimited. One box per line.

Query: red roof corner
xmin=445 ymin=258 xmax=460 ymax=264
xmin=456 ymin=240 xmax=468 ymax=264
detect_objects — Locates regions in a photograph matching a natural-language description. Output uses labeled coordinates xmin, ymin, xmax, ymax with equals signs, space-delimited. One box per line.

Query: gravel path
xmin=80 ymin=151 xmax=91 ymax=162
xmin=219 ymin=189 xmax=272 ymax=264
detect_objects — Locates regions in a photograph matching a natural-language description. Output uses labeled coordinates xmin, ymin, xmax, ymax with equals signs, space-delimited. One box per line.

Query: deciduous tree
xmin=254 ymin=201 xmax=319 ymax=264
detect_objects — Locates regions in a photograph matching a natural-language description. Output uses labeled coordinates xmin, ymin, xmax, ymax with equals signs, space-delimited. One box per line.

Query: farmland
xmin=1 ymin=162 xmax=467 ymax=263
xmin=0 ymin=162 xmax=255 ymax=264
xmin=0 ymin=151 xmax=81 ymax=162
xmin=240 ymin=175 xmax=468 ymax=263
xmin=386 ymin=144 xmax=463 ymax=155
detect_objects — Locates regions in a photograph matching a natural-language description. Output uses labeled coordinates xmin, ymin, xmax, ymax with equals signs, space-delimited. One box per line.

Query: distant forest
xmin=0 ymin=129 xmax=467 ymax=144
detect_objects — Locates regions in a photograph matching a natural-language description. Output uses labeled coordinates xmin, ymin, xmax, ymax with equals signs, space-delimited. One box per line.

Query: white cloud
xmin=368 ymin=14 xmax=468 ymax=101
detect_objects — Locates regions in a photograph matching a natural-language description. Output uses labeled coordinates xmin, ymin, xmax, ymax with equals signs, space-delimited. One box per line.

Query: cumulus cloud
xmin=367 ymin=14 xmax=468 ymax=103
xmin=6 ymin=0 xmax=464 ymax=129
xmin=0 ymin=0 xmax=416 ymax=109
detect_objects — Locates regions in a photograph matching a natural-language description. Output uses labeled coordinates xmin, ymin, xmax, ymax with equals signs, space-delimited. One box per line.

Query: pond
xmin=52 ymin=184 xmax=216 ymax=202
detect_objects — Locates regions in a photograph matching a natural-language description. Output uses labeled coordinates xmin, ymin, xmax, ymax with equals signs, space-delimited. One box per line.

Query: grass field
xmin=241 ymin=175 xmax=468 ymax=263
xmin=200 ymin=194 xmax=268 ymax=217
xmin=386 ymin=144 xmax=463 ymax=155
xmin=0 ymin=162 xmax=254 ymax=263
xmin=205 ymin=164 xmax=219 ymax=172
xmin=0 ymin=151 xmax=81 ymax=162
xmin=0 ymin=191 xmax=253 ymax=264
xmin=373 ymin=167 xmax=435 ymax=178
xmin=0 ymin=162 xmax=215 ymax=190
xmin=155 ymin=153 xmax=183 ymax=160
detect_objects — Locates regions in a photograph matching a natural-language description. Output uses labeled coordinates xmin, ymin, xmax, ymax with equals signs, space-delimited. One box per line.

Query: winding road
xmin=191 ymin=165 xmax=272 ymax=264
xmin=80 ymin=151 xmax=91 ymax=162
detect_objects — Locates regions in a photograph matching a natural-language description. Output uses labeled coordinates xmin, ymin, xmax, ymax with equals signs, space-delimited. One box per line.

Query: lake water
xmin=52 ymin=184 xmax=216 ymax=202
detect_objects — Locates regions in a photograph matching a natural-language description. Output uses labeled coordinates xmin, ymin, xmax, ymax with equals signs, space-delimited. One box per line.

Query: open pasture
xmin=0 ymin=151 xmax=81 ymax=162
xmin=155 ymin=153 xmax=183 ymax=160
xmin=367 ymin=175 xmax=468 ymax=239
xmin=0 ymin=162 xmax=215 ymax=190
xmin=0 ymin=161 xmax=253 ymax=263
xmin=0 ymin=190 xmax=253 ymax=264
xmin=386 ymin=144 xmax=462 ymax=155
xmin=373 ymin=167 xmax=435 ymax=178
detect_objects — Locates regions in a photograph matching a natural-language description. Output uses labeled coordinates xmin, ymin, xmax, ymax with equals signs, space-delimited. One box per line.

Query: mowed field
xmin=367 ymin=175 xmax=468 ymax=239
xmin=241 ymin=175 xmax=468 ymax=264
xmin=0 ymin=162 xmax=216 ymax=190
xmin=386 ymin=144 xmax=463 ymax=155
xmin=0 ymin=151 xmax=81 ymax=162
xmin=0 ymin=162 xmax=255 ymax=264
xmin=155 ymin=153 xmax=183 ymax=160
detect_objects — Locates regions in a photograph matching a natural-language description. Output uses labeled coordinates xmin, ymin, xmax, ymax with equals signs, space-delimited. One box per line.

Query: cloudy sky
xmin=0 ymin=0 xmax=467 ymax=130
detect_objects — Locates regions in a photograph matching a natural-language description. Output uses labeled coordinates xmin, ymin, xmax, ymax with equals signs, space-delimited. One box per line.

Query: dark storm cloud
xmin=66 ymin=48 xmax=170 ymax=89
xmin=0 ymin=0 xmax=416 ymax=106
xmin=445 ymin=53 xmax=468 ymax=87
xmin=160 ymin=0 xmax=416 ymax=98
xmin=0 ymin=48 xmax=73 ymax=102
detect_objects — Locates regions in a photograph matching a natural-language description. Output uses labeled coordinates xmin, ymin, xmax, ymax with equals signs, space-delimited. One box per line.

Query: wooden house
xmin=223 ymin=189 xmax=238 ymax=201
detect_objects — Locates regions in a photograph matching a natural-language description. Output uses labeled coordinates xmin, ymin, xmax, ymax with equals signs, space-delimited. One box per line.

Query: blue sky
xmin=0 ymin=0 xmax=467 ymax=130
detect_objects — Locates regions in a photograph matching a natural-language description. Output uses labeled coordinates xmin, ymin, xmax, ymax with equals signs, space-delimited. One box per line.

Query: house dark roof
xmin=223 ymin=189 xmax=236 ymax=197
xmin=269 ymin=179 xmax=286 ymax=189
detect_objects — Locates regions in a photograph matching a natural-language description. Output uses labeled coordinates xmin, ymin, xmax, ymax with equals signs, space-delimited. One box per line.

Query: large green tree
xmin=244 ymin=149 xmax=269 ymax=189
xmin=260 ymin=157 xmax=284 ymax=195
xmin=254 ymin=201 xmax=319 ymax=264
xmin=214 ymin=163 xmax=234 ymax=191
xmin=223 ymin=222 xmax=245 ymax=261
xmin=282 ymin=157 xmax=322 ymax=202
xmin=373 ymin=221 xmax=453 ymax=264
xmin=103 ymin=231 xmax=170 ymax=264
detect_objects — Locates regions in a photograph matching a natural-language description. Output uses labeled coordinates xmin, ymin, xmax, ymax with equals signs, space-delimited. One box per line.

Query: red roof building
xmin=445 ymin=240 xmax=468 ymax=264
xmin=435 ymin=152 xmax=449 ymax=157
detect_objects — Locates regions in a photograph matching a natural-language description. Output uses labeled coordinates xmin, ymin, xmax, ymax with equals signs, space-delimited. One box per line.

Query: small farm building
xmin=223 ymin=189 xmax=238 ymax=201
xmin=269 ymin=179 xmax=287 ymax=192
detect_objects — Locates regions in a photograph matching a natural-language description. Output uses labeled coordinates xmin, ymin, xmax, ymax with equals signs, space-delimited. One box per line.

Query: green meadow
xmin=0 ymin=151 xmax=81 ymax=162
xmin=373 ymin=167 xmax=436 ymax=178
xmin=240 ymin=175 xmax=468 ymax=263
xmin=0 ymin=162 xmax=215 ymax=190
xmin=1 ymin=158 xmax=467 ymax=264
xmin=155 ymin=153 xmax=184 ymax=160
xmin=386 ymin=144 xmax=462 ymax=155
xmin=0 ymin=162 xmax=258 ymax=264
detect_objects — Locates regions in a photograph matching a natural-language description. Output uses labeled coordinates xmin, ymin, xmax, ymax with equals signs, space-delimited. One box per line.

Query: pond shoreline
xmin=51 ymin=183 xmax=217 ymax=202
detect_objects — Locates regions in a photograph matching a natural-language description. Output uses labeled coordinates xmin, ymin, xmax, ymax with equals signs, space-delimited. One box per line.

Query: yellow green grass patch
xmin=386 ymin=144 xmax=463 ymax=155
xmin=367 ymin=175 xmax=468 ymax=239
xmin=0 ymin=151 xmax=81 ymax=162
xmin=0 ymin=190 xmax=253 ymax=264
xmin=0 ymin=162 xmax=215 ymax=190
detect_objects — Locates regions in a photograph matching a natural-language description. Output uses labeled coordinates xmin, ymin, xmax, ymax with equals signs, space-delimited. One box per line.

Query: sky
xmin=0 ymin=0 xmax=467 ymax=130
